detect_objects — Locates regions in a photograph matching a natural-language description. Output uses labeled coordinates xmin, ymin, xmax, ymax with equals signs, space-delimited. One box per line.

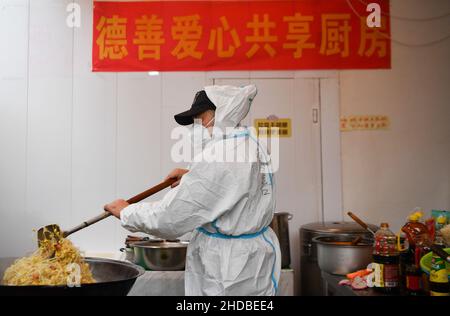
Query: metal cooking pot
xmin=121 ymin=235 xmax=151 ymax=263
xmin=270 ymin=212 xmax=293 ymax=269
xmin=300 ymin=221 xmax=377 ymax=295
xmin=0 ymin=257 xmax=144 ymax=296
xmin=131 ymin=240 xmax=189 ymax=271
xmin=120 ymin=247 xmax=135 ymax=263
xmin=312 ymin=236 xmax=373 ymax=275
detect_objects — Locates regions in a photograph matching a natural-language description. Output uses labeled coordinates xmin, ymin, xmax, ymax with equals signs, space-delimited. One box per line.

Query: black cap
xmin=174 ymin=90 xmax=216 ymax=126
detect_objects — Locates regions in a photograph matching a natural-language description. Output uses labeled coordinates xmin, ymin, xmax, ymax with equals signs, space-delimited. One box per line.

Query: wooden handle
xmin=347 ymin=211 xmax=376 ymax=235
xmin=347 ymin=212 xmax=368 ymax=229
xmin=126 ymin=178 xmax=176 ymax=204
xmin=351 ymin=236 xmax=362 ymax=245
xmin=429 ymin=244 xmax=450 ymax=264
xmin=64 ymin=178 xmax=177 ymax=238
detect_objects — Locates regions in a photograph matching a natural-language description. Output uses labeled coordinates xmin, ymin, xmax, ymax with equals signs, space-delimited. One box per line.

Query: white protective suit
xmin=121 ymin=85 xmax=281 ymax=296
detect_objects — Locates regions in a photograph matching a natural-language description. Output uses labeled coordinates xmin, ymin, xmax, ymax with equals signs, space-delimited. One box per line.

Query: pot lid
xmin=301 ymin=221 xmax=378 ymax=234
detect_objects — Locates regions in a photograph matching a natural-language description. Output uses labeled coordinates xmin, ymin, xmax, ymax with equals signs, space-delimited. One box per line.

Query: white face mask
xmin=203 ymin=116 xmax=215 ymax=135
xmin=189 ymin=118 xmax=213 ymax=157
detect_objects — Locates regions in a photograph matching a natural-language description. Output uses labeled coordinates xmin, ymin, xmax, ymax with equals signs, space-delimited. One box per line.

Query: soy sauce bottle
xmin=403 ymin=245 xmax=423 ymax=296
xmin=373 ymin=223 xmax=400 ymax=294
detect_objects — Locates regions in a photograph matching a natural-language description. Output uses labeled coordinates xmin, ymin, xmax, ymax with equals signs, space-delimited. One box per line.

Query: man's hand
xmin=104 ymin=199 xmax=129 ymax=219
xmin=164 ymin=168 xmax=189 ymax=188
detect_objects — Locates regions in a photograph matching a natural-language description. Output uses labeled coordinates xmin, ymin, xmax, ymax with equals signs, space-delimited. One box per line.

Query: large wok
xmin=0 ymin=257 xmax=144 ymax=296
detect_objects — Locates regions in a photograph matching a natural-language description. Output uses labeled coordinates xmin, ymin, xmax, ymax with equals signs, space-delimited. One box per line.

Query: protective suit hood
xmin=204 ymin=85 xmax=257 ymax=134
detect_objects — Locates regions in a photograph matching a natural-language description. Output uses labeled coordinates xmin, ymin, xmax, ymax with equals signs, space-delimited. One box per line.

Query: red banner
xmin=92 ymin=0 xmax=391 ymax=72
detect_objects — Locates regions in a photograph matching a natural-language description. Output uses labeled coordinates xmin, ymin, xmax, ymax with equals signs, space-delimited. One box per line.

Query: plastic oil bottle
xmin=429 ymin=216 xmax=449 ymax=296
xmin=373 ymin=223 xmax=400 ymax=294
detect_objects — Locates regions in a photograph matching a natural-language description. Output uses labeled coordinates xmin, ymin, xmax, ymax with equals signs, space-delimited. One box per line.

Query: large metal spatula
xmin=37 ymin=178 xmax=176 ymax=246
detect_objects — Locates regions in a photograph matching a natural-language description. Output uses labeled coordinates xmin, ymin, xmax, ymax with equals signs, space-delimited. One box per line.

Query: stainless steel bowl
xmin=120 ymin=247 xmax=135 ymax=263
xmin=131 ymin=240 xmax=189 ymax=271
xmin=312 ymin=236 xmax=373 ymax=275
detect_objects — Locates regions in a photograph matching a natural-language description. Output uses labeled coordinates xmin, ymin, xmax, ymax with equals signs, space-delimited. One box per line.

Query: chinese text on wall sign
xmin=254 ymin=119 xmax=292 ymax=138
xmin=92 ymin=0 xmax=391 ymax=72
xmin=340 ymin=115 xmax=390 ymax=131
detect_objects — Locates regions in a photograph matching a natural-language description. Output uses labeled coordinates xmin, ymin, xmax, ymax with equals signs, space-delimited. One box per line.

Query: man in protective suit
xmin=105 ymin=85 xmax=281 ymax=296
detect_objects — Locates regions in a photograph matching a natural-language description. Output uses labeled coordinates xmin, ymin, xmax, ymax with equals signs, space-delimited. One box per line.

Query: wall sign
xmin=254 ymin=118 xmax=292 ymax=137
xmin=340 ymin=115 xmax=390 ymax=131
xmin=93 ymin=0 xmax=391 ymax=72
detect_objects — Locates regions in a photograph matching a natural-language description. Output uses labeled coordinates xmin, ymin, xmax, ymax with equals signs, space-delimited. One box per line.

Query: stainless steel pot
xmin=312 ymin=235 xmax=373 ymax=275
xmin=120 ymin=236 xmax=151 ymax=263
xmin=120 ymin=247 xmax=135 ymax=263
xmin=131 ymin=240 xmax=189 ymax=271
xmin=300 ymin=221 xmax=377 ymax=295
xmin=270 ymin=212 xmax=293 ymax=269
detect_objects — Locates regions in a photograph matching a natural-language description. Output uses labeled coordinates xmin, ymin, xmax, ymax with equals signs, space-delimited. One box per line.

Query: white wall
xmin=0 ymin=0 xmax=30 ymax=255
xmin=0 ymin=0 xmax=209 ymax=256
xmin=340 ymin=0 xmax=450 ymax=231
